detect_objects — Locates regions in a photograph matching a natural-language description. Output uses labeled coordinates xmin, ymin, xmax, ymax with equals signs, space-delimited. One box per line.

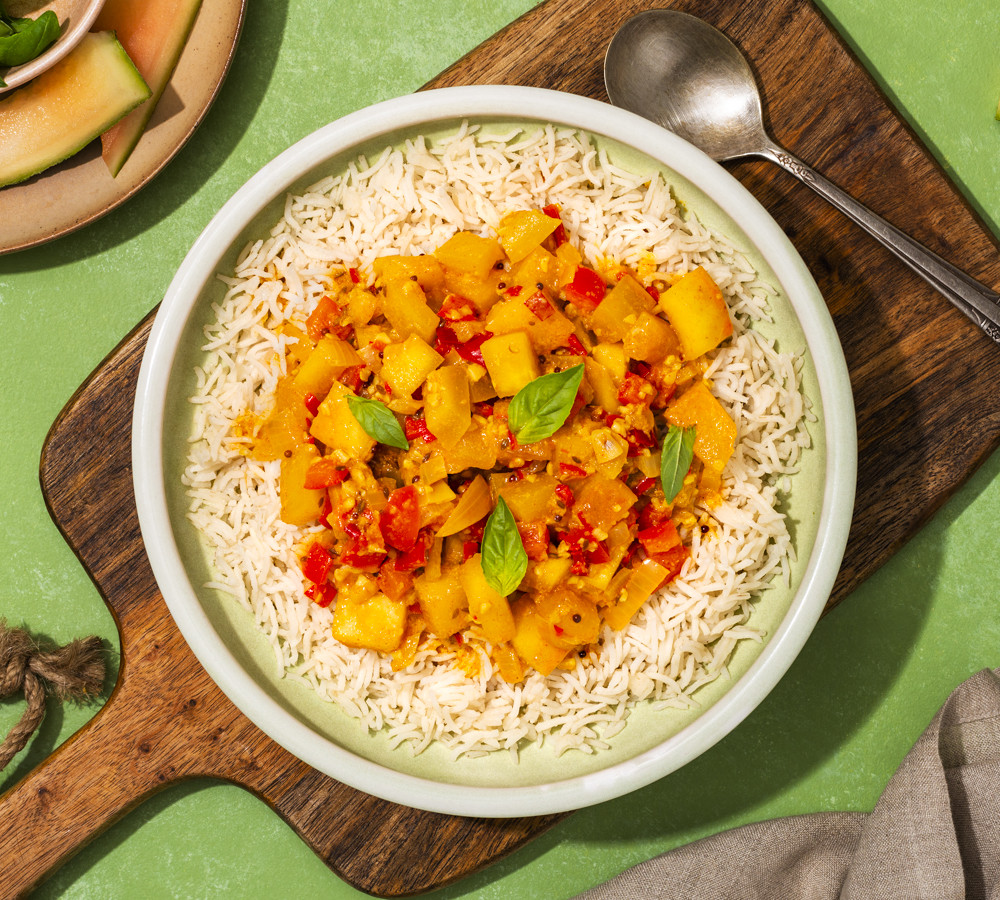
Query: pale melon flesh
xmin=0 ymin=31 xmax=150 ymax=188
xmin=95 ymin=0 xmax=204 ymax=176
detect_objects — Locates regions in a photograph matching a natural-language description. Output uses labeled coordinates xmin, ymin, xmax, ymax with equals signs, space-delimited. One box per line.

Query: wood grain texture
xmin=3 ymin=0 xmax=1000 ymax=896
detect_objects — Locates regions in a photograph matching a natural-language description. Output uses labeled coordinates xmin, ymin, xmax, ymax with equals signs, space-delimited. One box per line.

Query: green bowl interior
xmin=164 ymin=117 xmax=825 ymax=787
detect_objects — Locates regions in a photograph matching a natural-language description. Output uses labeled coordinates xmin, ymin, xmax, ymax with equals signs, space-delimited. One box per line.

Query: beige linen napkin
xmin=578 ymin=667 xmax=1000 ymax=899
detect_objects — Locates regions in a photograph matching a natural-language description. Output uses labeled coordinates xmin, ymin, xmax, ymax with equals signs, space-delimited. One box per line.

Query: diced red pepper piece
xmin=634 ymin=476 xmax=658 ymax=496
xmin=565 ymin=334 xmax=588 ymax=356
xmin=404 ymin=415 xmax=436 ymax=443
xmin=646 ymin=284 xmax=660 ymax=303
xmin=377 ymin=565 xmax=414 ymax=600
xmin=542 ymin=203 xmax=568 ymax=247
xmin=505 ymin=284 xmax=524 ymax=298
xmin=516 ymin=521 xmax=549 ymax=561
xmin=587 ymin=541 xmax=610 ymax=565
xmin=303 ymin=458 xmax=349 ymax=490
xmin=564 ymin=266 xmax=607 ymax=312
xmin=438 ymin=293 xmax=478 ymax=322
xmin=305 ymin=582 xmax=337 ymax=607
xmin=393 ymin=532 xmax=430 ymax=572
xmin=559 ymin=462 xmax=588 ymax=480
xmin=648 ymin=544 xmax=690 ymax=588
xmin=555 ymin=483 xmax=575 ymax=508
xmin=304 ymin=392 xmax=321 ymax=416
xmin=473 ymin=402 xmax=495 ymax=418
xmin=524 ymin=290 xmax=554 ymax=320
xmin=618 ymin=372 xmax=654 ymax=406
xmin=455 ymin=331 xmax=493 ymax=367
xmin=338 ymin=364 xmax=365 ymax=392
xmin=637 ymin=520 xmax=683 ymax=555
xmin=379 ymin=485 xmax=421 ymax=552
xmin=318 ymin=493 xmax=334 ymax=529
xmin=348 ymin=267 xmax=361 ymax=284
xmin=462 ymin=540 xmax=480 ymax=561
xmin=302 ymin=542 xmax=334 ymax=584
xmin=305 ymin=295 xmax=342 ymax=340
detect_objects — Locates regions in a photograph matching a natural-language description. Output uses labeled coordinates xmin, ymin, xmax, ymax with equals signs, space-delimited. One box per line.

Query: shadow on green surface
xmin=0 ymin=0 xmax=290 ymax=274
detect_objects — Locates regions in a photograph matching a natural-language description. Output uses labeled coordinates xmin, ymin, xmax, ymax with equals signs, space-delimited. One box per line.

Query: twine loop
xmin=0 ymin=619 xmax=105 ymax=771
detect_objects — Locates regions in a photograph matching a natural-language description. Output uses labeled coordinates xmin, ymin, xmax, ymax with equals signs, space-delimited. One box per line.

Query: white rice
xmin=183 ymin=123 xmax=811 ymax=759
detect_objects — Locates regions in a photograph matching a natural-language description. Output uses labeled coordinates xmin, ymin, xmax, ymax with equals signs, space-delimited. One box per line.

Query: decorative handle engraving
xmin=766 ymin=143 xmax=1000 ymax=347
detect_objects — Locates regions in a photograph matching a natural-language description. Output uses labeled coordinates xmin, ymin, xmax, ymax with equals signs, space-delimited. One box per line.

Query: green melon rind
xmin=97 ymin=0 xmax=204 ymax=177
xmin=0 ymin=31 xmax=151 ymax=188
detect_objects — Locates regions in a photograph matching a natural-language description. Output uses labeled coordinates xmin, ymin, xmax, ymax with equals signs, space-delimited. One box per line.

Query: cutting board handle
xmin=0 ymin=657 xmax=187 ymax=899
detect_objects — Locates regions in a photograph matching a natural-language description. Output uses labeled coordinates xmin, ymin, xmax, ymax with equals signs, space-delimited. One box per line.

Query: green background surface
xmin=1 ymin=0 xmax=999 ymax=897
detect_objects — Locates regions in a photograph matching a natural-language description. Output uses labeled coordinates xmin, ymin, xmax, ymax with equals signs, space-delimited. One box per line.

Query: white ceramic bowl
xmin=133 ymin=85 xmax=856 ymax=818
xmin=0 ymin=0 xmax=106 ymax=93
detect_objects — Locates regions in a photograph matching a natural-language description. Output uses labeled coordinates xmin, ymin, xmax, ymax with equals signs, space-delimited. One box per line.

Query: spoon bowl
xmin=605 ymin=9 xmax=1000 ymax=344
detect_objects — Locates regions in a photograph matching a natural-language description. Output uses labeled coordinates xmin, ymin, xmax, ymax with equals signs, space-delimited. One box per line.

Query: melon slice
xmin=0 ymin=31 xmax=150 ymax=188
xmin=95 ymin=0 xmax=204 ymax=176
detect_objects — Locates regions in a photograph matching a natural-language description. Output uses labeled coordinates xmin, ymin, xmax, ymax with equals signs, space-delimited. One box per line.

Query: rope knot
xmin=0 ymin=619 xmax=106 ymax=771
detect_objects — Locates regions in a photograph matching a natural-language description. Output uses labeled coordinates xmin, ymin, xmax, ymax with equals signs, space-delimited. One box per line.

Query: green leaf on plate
xmin=660 ymin=425 xmax=696 ymax=503
xmin=480 ymin=497 xmax=527 ymax=597
xmin=508 ymin=364 xmax=584 ymax=444
xmin=346 ymin=395 xmax=409 ymax=450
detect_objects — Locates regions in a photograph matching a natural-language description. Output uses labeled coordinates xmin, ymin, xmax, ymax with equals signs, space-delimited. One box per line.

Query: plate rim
xmin=132 ymin=84 xmax=857 ymax=818
xmin=0 ymin=0 xmax=246 ymax=255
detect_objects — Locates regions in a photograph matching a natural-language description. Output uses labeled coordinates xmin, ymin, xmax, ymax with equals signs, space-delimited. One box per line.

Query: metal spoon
xmin=604 ymin=9 xmax=1000 ymax=344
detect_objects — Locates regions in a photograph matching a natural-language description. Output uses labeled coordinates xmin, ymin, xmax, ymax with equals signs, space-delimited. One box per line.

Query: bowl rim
xmin=132 ymin=84 xmax=857 ymax=818
xmin=0 ymin=0 xmax=108 ymax=94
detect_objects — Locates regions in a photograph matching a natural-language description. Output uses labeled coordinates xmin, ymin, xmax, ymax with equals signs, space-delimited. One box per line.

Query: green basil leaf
xmin=660 ymin=425 xmax=696 ymax=503
xmin=480 ymin=498 xmax=527 ymax=597
xmin=0 ymin=11 xmax=60 ymax=68
xmin=508 ymin=364 xmax=584 ymax=444
xmin=346 ymin=396 xmax=408 ymax=450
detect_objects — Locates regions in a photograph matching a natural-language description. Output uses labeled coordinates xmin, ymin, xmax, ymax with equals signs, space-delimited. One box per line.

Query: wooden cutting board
xmin=3 ymin=0 xmax=999 ymax=896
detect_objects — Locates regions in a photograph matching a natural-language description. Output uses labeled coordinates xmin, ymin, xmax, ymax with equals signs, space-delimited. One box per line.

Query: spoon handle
xmin=762 ymin=142 xmax=1000 ymax=344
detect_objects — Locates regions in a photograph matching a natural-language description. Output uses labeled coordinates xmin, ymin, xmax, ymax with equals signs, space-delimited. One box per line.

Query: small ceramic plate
xmin=133 ymin=86 xmax=857 ymax=818
xmin=0 ymin=0 xmax=245 ymax=255
xmin=0 ymin=0 xmax=106 ymax=93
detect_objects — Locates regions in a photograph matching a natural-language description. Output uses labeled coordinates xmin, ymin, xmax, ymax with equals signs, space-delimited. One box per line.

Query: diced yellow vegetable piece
xmin=437 ymin=475 xmax=491 ymax=537
xmin=309 ymin=381 xmax=376 ymax=461
xmin=583 ymin=357 xmax=620 ymax=415
xmin=433 ymin=231 xmax=504 ymax=280
xmin=497 ymin=210 xmax=561 ymax=263
xmin=587 ymin=273 xmax=656 ymax=342
xmin=459 ymin=554 xmax=515 ymax=644
xmin=533 ymin=588 xmax=600 ymax=649
xmin=441 ymin=423 xmax=500 ymax=474
xmin=279 ymin=442 xmax=326 ymax=526
xmin=496 ymin=472 xmax=558 ymax=523
xmin=591 ymin=342 xmax=627 ymax=384
xmin=419 ymin=452 xmax=448 ymax=485
xmin=480 ymin=331 xmax=540 ymax=397
xmin=572 ymin=475 xmax=637 ymax=534
xmin=424 ymin=364 xmax=471 ymax=448
xmin=622 ymin=311 xmax=680 ymax=364
xmin=292 ymin=336 xmax=362 ymax=397
xmin=508 ymin=246 xmax=560 ymax=293
xmin=414 ymin=567 xmax=469 ymax=638
xmin=380 ymin=277 xmax=439 ymax=342
xmin=491 ymin=642 xmax=526 ymax=683
xmin=346 ymin=285 xmax=378 ymax=327
xmin=657 ymin=266 xmax=733 ymax=359
xmin=381 ymin=334 xmax=443 ymax=397
xmin=665 ymin=380 xmax=737 ymax=472
xmin=281 ymin=322 xmax=315 ymax=366
xmin=391 ymin=614 xmax=426 ymax=671
xmin=485 ymin=292 xmax=575 ymax=353
xmin=603 ymin=558 xmax=669 ymax=631
xmin=520 ymin=556 xmax=573 ymax=593
xmin=253 ymin=377 xmax=309 ymax=461
xmin=332 ymin=590 xmax=407 ymax=653
xmin=511 ymin=599 xmax=569 ymax=676
xmin=372 ymin=254 xmax=445 ymax=295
